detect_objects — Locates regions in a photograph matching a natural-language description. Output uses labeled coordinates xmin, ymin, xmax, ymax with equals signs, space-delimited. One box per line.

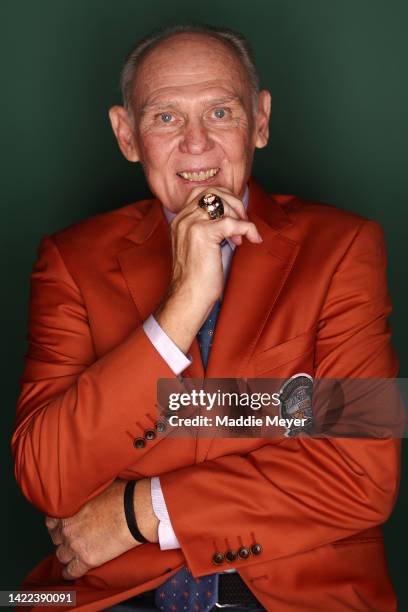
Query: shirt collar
xmin=162 ymin=185 xmax=249 ymax=225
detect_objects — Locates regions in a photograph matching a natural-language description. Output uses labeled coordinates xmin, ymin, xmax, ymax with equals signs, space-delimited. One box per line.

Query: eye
xmin=213 ymin=108 xmax=226 ymax=119
xmin=160 ymin=112 xmax=173 ymax=123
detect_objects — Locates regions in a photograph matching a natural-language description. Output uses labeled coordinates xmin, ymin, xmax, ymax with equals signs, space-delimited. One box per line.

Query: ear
xmin=254 ymin=90 xmax=272 ymax=149
xmin=108 ymin=105 xmax=140 ymax=162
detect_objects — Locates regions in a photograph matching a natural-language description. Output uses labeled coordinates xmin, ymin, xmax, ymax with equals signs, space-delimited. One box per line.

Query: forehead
xmin=132 ymin=33 xmax=250 ymax=110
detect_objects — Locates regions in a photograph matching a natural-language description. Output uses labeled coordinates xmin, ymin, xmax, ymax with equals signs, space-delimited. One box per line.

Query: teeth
xmin=178 ymin=168 xmax=219 ymax=181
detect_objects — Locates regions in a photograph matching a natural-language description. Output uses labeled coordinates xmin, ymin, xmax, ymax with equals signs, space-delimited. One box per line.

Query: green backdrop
xmin=1 ymin=0 xmax=407 ymax=607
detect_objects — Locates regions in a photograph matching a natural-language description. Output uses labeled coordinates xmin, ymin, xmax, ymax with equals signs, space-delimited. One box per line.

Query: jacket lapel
xmin=117 ymin=200 xmax=171 ymax=321
xmin=206 ymin=179 xmax=299 ymax=378
xmin=197 ymin=180 xmax=300 ymax=461
xmin=117 ymin=199 xmax=204 ymax=379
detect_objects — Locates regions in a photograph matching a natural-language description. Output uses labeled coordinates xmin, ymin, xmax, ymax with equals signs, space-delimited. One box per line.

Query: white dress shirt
xmin=143 ymin=186 xmax=249 ymax=550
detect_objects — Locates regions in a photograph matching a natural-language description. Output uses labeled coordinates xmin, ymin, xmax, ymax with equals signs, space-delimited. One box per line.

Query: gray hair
xmin=120 ymin=24 xmax=260 ymax=117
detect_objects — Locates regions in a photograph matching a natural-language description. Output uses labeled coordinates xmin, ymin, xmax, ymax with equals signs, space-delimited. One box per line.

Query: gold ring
xmin=198 ymin=193 xmax=224 ymax=220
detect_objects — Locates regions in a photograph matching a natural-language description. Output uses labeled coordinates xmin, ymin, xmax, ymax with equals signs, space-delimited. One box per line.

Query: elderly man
xmin=12 ymin=24 xmax=400 ymax=612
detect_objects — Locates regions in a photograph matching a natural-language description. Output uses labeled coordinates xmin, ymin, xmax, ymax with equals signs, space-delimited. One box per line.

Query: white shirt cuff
xmin=143 ymin=315 xmax=192 ymax=376
xmin=151 ymin=477 xmax=181 ymax=550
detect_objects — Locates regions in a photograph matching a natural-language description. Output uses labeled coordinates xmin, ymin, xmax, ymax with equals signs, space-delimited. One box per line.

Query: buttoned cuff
xmin=151 ymin=477 xmax=181 ymax=550
xmin=143 ymin=315 xmax=192 ymax=376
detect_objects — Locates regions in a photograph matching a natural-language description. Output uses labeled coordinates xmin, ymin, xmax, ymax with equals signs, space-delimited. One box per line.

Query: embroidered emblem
xmin=279 ymin=373 xmax=313 ymax=437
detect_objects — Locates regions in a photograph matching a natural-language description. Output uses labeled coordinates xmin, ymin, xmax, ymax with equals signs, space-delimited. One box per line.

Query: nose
xmin=178 ymin=117 xmax=214 ymax=155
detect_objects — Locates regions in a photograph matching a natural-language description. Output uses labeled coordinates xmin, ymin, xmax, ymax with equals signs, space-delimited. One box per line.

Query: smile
xmin=176 ymin=167 xmax=220 ymax=182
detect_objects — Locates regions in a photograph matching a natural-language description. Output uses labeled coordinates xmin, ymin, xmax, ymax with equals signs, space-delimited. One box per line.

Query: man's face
xmin=110 ymin=33 xmax=271 ymax=212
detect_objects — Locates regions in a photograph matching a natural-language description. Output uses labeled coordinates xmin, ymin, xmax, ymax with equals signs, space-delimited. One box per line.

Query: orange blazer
xmin=12 ymin=179 xmax=401 ymax=611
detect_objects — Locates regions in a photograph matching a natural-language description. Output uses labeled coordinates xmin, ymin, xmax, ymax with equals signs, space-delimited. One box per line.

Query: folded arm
xmin=12 ymin=235 xmax=182 ymax=517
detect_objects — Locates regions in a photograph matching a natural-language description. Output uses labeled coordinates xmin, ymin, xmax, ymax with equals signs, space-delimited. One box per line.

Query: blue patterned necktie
xmin=155 ymin=299 xmax=223 ymax=611
xmin=197 ymin=299 xmax=222 ymax=370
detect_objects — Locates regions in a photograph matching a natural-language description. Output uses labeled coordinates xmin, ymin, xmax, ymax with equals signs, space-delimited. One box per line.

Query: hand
xmin=169 ymin=186 xmax=262 ymax=305
xmin=156 ymin=186 xmax=263 ymax=353
xmin=45 ymin=478 xmax=158 ymax=580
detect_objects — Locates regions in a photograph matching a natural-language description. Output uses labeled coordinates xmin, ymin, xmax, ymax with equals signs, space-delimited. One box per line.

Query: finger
xmin=194 ymin=188 xmax=246 ymax=221
xmin=230 ymin=235 xmax=243 ymax=246
xmin=180 ymin=187 xmax=247 ymax=222
xmin=209 ymin=187 xmax=248 ymax=220
xmin=56 ymin=544 xmax=76 ymax=565
xmin=62 ymin=557 xmax=89 ymax=581
xmin=173 ymin=200 xmax=241 ymax=244
xmin=177 ymin=196 xmax=241 ymax=228
xmin=210 ymin=218 xmax=262 ymax=244
xmin=45 ymin=517 xmax=59 ymax=530
xmin=48 ymin=519 xmax=64 ymax=546
xmin=48 ymin=525 xmax=64 ymax=546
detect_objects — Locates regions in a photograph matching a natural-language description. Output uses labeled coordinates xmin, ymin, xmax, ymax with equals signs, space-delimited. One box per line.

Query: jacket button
xmin=238 ymin=546 xmax=251 ymax=560
xmin=144 ymin=429 xmax=156 ymax=441
xmin=225 ymin=550 xmax=237 ymax=563
xmin=134 ymin=437 xmax=145 ymax=449
xmin=251 ymin=543 xmax=263 ymax=556
xmin=212 ymin=552 xmax=224 ymax=565
xmin=156 ymin=420 xmax=166 ymax=433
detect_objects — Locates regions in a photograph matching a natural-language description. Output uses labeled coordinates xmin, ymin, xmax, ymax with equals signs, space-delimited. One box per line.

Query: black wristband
xmin=124 ymin=480 xmax=148 ymax=543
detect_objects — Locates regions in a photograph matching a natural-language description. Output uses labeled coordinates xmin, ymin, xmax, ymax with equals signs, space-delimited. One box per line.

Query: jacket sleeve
xmin=11 ymin=235 xmax=179 ymax=517
xmin=159 ymin=219 xmax=402 ymax=577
